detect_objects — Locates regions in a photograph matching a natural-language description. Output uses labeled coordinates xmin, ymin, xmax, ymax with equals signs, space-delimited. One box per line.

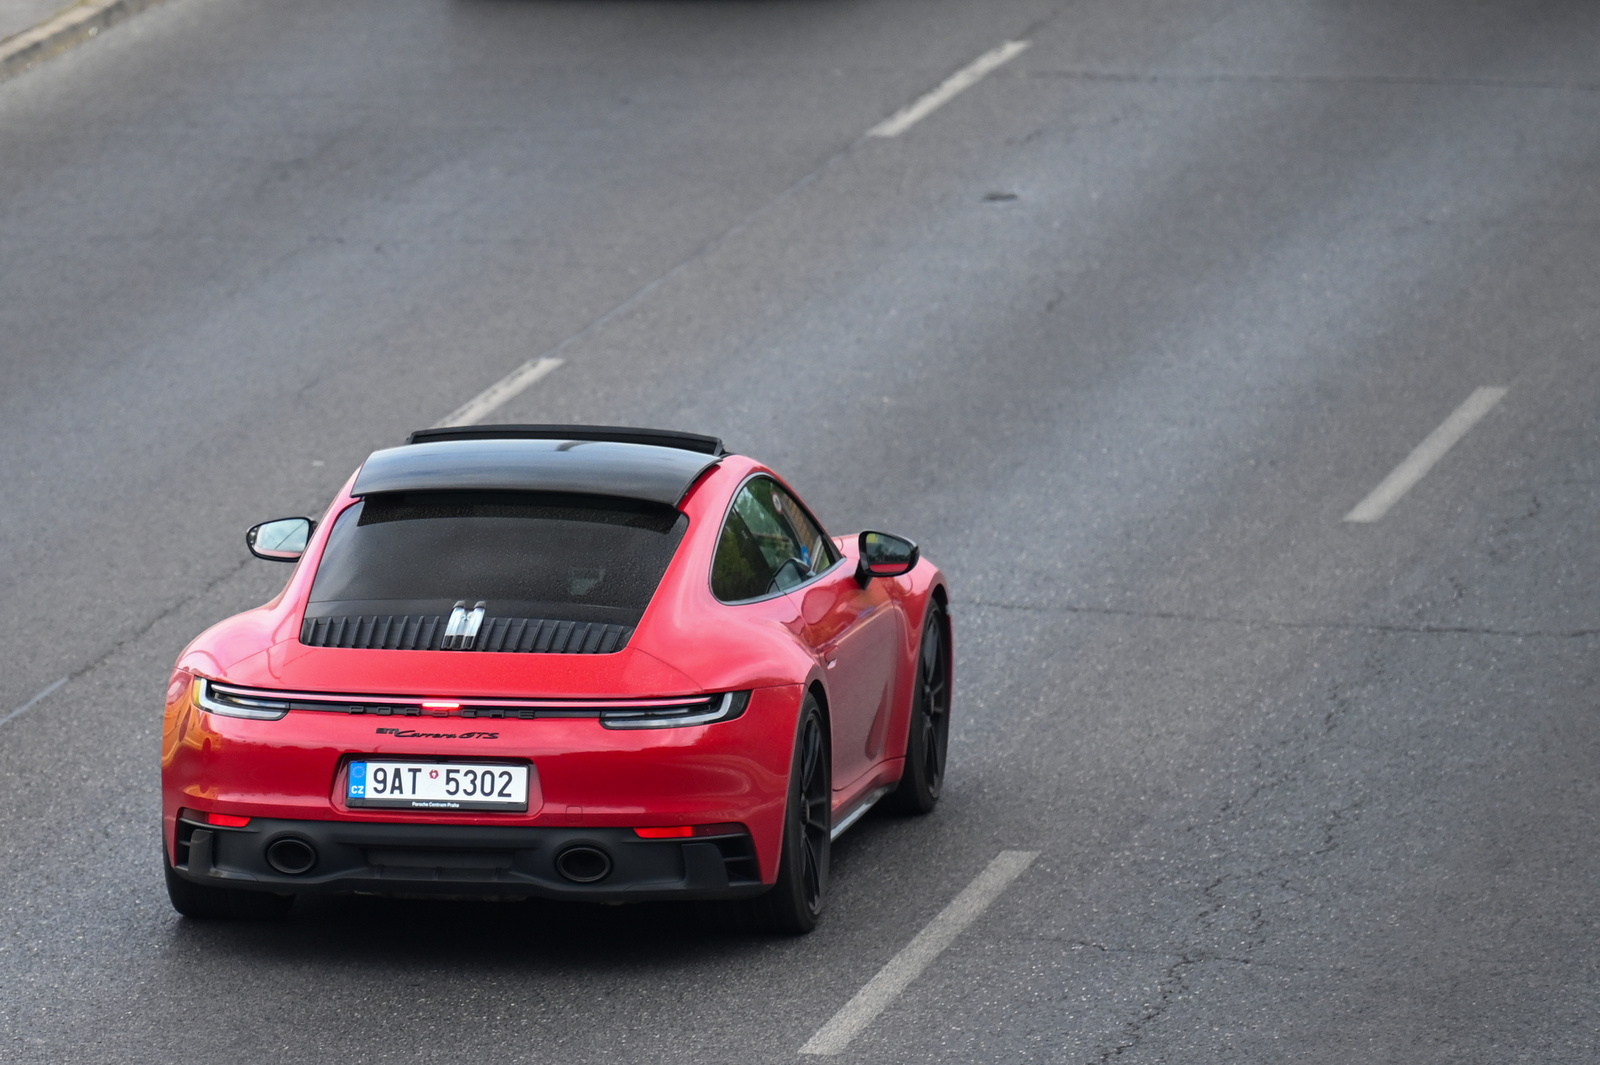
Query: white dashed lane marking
xmin=434 ymin=356 xmax=564 ymax=428
xmin=867 ymin=40 xmax=1031 ymax=139
xmin=429 ymin=40 xmax=1032 ymax=428
xmin=800 ymin=849 xmax=1040 ymax=1056
xmin=1344 ymin=387 xmax=1507 ymax=523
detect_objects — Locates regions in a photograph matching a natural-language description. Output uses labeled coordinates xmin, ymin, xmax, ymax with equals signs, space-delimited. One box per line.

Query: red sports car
xmin=162 ymin=425 xmax=951 ymax=932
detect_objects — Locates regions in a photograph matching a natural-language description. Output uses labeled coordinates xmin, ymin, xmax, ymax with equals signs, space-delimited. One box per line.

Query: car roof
xmin=406 ymin=424 xmax=725 ymax=455
xmin=352 ymin=427 xmax=725 ymax=506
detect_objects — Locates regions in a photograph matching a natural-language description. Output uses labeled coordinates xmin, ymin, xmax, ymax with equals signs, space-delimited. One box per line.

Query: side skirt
xmin=830 ymin=785 xmax=894 ymax=841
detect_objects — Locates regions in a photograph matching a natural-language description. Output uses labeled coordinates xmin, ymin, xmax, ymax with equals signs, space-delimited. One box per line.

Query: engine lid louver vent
xmin=300 ymin=615 xmax=633 ymax=654
xmin=302 ymin=615 xmax=442 ymax=651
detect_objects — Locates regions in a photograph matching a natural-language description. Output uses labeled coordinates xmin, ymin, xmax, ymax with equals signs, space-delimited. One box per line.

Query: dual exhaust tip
xmin=264 ymin=836 xmax=614 ymax=884
xmin=265 ymin=836 xmax=318 ymax=876
xmin=554 ymin=845 xmax=612 ymax=883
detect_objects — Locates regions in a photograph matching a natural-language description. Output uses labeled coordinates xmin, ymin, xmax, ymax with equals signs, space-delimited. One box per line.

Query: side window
xmin=711 ymin=479 xmax=838 ymax=602
xmin=769 ymin=486 xmax=837 ymax=574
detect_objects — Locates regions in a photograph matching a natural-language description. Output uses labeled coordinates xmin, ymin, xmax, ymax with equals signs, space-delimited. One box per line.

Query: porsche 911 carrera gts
xmin=162 ymin=425 xmax=951 ymax=932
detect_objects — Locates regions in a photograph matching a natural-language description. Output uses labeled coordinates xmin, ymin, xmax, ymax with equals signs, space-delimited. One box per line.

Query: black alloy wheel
xmin=887 ymin=603 xmax=951 ymax=815
xmin=748 ymin=694 xmax=830 ymax=934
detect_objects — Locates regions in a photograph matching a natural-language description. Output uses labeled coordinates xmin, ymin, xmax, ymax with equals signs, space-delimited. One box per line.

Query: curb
xmin=0 ymin=0 xmax=169 ymax=84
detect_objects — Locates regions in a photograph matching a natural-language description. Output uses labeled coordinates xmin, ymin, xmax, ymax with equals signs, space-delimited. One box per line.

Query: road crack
xmin=58 ymin=557 xmax=256 ymax=695
xmin=1096 ymin=951 xmax=1202 ymax=1061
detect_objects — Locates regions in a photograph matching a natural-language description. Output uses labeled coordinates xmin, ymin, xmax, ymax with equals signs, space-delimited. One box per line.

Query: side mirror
xmin=246 ymin=517 xmax=314 ymax=562
xmin=855 ymin=531 xmax=920 ymax=586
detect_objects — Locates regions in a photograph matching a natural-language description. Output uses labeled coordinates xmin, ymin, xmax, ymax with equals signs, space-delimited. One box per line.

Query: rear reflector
xmin=208 ymin=813 xmax=251 ymax=828
xmin=633 ymin=823 xmax=745 ymax=839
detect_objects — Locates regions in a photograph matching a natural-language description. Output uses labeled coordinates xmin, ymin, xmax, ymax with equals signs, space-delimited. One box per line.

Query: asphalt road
xmin=2 ymin=0 xmax=1598 ymax=1061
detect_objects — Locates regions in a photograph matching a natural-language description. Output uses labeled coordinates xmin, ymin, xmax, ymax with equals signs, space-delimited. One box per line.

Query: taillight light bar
xmin=194 ymin=679 xmax=290 ymax=721
xmin=600 ymin=691 xmax=751 ymax=730
xmin=191 ymin=680 xmax=752 ymax=727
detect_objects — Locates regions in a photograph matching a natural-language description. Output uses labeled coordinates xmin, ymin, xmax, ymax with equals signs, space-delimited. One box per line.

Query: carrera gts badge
xmin=376 ymin=727 xmax=500 ymax=740
xmin=442 ymin=600 xmax=487 ymax=650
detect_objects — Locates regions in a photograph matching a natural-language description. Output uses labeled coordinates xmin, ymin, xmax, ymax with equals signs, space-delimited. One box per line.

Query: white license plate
xmin=347 ymin=761 xmax=529 ymax=812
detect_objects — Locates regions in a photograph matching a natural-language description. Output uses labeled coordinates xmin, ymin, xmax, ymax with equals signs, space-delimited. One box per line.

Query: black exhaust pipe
xmin=265 ymin=836 xmax=318 ymax=876
xmin=554 ymin=845 xmax=612 ymax=883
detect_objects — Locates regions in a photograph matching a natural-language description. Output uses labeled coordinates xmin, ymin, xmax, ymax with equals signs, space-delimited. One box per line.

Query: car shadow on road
xmin=162 ymin=892 xmax=775 ymax=970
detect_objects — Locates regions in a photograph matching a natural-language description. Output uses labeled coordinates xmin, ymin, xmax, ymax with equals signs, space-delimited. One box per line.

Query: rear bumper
xmin=162 ymin=684 xmax=807 ymax=886
xmin=170 ymin=815 xmax=766 ymax=902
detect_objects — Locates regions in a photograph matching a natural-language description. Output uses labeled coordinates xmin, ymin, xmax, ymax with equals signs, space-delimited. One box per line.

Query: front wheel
xmin=747 ymin=694 xmax=830 ymax=934
xmin=886 ymin=602 xmax=951 ymax=815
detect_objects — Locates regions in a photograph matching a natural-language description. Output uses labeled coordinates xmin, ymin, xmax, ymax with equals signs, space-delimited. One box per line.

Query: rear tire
xmin=886 ymin=602 xmax=951 ymax=815
xmin=746 ymin=694 xmax=830 ymax=934
xmin=164 ymin=848 xmax=294 ymax=920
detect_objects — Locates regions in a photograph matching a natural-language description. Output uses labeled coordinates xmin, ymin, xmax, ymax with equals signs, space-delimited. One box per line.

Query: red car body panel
xmin=162 ymin=448 xmax=948 ymax=896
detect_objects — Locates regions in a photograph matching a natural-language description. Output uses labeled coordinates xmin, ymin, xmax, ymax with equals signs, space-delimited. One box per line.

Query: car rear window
xmin=307 ymin=491 xmax=688 ymax=626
